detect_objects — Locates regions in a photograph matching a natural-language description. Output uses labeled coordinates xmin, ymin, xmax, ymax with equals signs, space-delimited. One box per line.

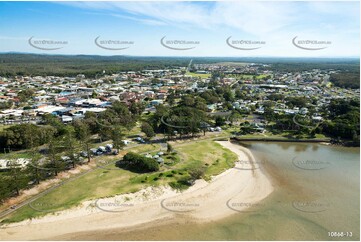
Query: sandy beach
xmin=0 ymin=141 xmax=274 ymax=240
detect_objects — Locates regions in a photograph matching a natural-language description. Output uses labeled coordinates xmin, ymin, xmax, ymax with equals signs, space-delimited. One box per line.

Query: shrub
xmin=121 ymin=152 xmax=159 ymax=172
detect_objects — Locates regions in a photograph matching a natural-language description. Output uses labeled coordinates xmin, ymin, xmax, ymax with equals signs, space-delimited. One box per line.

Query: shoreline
xmin=231 ymin=136 xmax=331 ymax=143
xmin=0 ymin=140 xmax=274 ymax=240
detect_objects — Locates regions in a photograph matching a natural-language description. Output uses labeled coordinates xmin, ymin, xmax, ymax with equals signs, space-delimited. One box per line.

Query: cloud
xmin=60 ymin=1 xmax=298 ymax=35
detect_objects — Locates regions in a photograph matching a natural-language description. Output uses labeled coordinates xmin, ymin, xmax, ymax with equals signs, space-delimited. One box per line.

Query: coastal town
xmin=0 ymin=0 xmax=360 ymax=240
xmin=0 ymin=61 xmax=359 ymax=171
xmin=0 ymin=62 xmax=358 ymax=126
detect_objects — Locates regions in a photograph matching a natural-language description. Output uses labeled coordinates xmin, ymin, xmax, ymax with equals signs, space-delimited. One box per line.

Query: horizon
xmin=0 ymin=52 xmax=360 ymax=60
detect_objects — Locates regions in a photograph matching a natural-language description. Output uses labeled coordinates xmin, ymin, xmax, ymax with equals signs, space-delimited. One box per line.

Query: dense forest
xmin=0 ymin=53 xmax=359 ymax=78
xmin=329 ymin=71 xmax=360 ymax=89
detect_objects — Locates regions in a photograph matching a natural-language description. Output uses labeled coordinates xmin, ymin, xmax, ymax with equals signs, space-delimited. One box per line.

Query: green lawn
xmin=173 ymin=140 xmax=237 ymax=180
xmin=0 ymin=150 xmax=34 ymax=160
xmin=236 ymin=132 xmax=329 ymax=140
xmin=0 ymin=125 xmax=12 ymax=132
xmin=256 ymin=74 xmax=271 ymax=79
xmin=2 ymin=140 xmax=237 ymax=223
xmin=185 ymin=72 xmax=211 ymax=78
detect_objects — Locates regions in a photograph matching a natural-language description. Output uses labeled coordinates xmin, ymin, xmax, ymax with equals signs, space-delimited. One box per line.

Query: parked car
xmin=135 ymin=137 xmax=145 ymax=143
xmin=90 ymin=148 xmax=98 ymax=155
xmin=122 ymin=140 xmax=130 ymax=145
xmin=80 ymin=151 xmax=88 ymax=157
xmin=105 ymin=144 xmax=113 ymax=152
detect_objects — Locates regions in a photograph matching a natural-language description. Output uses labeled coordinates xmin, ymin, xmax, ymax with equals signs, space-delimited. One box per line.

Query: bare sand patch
xmin=0 ymin=141 xmax=273 ymax=240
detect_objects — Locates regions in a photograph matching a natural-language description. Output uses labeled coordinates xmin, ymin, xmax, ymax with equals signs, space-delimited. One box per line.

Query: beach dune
xmin=0 ymin=141 xmax=274 ymax=240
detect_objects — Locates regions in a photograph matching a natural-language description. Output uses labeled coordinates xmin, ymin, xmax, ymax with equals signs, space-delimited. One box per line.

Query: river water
xmin=63 ymin=142 xmax=360 ymax=241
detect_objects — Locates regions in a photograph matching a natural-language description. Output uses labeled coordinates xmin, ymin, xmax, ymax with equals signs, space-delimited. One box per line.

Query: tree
xmin=47 ymin=137 xmax=63 ymax=176
xmin=42 ymin=114 xmax=67 ymax=136
xmin=111 ymin=125 xmax=125 ymax=152
xmin=17 ymin=89 xmax=34 ymax=102
xmin=1 ymin=124 xmax=55 ymax=149
xmin=129 ymin=101 xmax=145 ymax=116
xmin=215 ymin=116 xmax=226 ymax=126
xmin=0 ymin=175 xmax=13 ymax=204
xmin=229 ymin=111 xmax=242 ymax=125
xmin=26 ymin=149 xmax=43 ymax=185
xmin=141 ymin=122 xmax=155 ymax=139
xmin=7 ymin=161 xmax=29 ymax=196
xmin=167 ymin=92 xmax=176 ymax=106
xmin=167 ymin=143 xmax=173 ymax=153
xmin=73 ymin=120 xmax=92 ymax=163
xmin=61 ymin=127 xmax=80 ymax=169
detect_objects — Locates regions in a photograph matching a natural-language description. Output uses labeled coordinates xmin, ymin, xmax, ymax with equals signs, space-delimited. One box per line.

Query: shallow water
xmin=60 ymin=142 xmax=359 ymax=241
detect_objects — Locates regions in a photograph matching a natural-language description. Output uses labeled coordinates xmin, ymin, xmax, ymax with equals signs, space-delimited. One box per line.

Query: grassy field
xmin=256 ymin=74 xmax=271 ymax=79
xmin=225 ymin=74 xmax=271 ymax=80
xmin=2 ymin=140 xmax=237 ymax=223
xmin=185 ymin=72 xmax=211 ymax=78
xmin=175 ymin=140 xmax=237 ymax=180
xmin=235 ymin=132 xmax=328 ymax=140
xmin=0 ymin=125 xmax=12 ymax=132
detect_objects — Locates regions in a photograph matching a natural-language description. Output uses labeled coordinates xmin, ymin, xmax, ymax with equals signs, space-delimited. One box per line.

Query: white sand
xmin=0 ymin=141 xmax=274 ymax=240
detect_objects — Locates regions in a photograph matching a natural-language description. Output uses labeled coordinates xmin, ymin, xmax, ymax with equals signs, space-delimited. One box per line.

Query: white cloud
xmin=61 ymin=1 xmax=298 ymax=35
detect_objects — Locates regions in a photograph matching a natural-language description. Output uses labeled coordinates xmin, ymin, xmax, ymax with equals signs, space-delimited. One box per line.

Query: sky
xmin=0 ymin=1 xmax=359 ymax=57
